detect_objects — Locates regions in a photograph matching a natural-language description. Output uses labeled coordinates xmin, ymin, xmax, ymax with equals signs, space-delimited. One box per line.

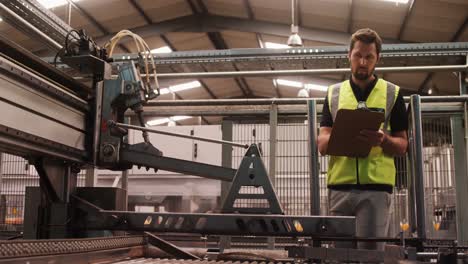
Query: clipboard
xmin=326 ymin=109 xmax=385 ymax=157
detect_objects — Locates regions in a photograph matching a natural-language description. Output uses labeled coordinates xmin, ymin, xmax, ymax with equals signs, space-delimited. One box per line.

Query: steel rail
xmin=152 ymin=64 xmax=468 ymax=79
xmin=109 ymin=121 xmax=249 ymax=149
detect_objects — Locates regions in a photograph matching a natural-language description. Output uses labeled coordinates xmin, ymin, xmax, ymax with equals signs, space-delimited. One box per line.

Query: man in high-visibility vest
xmin=318 ymin=28 xmax=408 ymax=250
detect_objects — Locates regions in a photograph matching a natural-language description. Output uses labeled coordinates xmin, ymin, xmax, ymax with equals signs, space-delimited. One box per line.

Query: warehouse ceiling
xmin=0 ymin=0 xmax=467 ymax=121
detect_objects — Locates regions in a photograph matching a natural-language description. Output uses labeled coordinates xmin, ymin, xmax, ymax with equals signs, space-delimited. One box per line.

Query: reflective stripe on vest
xmin=327 ymin=79 xmax=399 ymax=186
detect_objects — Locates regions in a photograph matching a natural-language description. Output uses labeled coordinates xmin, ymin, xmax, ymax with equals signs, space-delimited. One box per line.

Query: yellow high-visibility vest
xmin=327 ymin=79 xmax=399 ymax=187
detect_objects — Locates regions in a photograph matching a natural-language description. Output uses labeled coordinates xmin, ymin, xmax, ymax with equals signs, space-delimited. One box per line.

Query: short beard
xmin=353 ymin=68 xmax=375 ymax=81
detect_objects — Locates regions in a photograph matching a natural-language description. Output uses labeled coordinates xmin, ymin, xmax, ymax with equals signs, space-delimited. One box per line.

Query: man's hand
xmin=358 ymin=129 xmax=387 ymax=147
xmin=318 ymin=127 xmax=332 ymax=155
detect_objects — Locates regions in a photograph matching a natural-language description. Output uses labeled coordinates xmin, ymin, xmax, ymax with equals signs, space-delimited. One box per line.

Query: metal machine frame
xmin=0 ymin=27 xmax=357 ymax=241
xmin=1 ymin=0 xmax=468 ymax=262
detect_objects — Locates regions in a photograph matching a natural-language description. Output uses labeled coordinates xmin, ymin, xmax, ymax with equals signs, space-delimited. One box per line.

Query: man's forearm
xmin=317 ymin=134 xmax=330 ymax=155
xmin=381 ymin=134 xmax=408 ymax=156
xmin=317 ymin=127 xmax=332 ymax=155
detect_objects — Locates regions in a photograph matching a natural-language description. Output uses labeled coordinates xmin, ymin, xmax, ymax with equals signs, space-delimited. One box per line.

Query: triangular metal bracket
xmin=221 ymin=144 xmax=284 ymax=214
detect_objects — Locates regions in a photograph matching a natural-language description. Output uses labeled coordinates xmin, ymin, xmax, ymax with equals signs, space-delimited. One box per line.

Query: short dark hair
xmin=350 ymin=28 xmax=382 ymax=55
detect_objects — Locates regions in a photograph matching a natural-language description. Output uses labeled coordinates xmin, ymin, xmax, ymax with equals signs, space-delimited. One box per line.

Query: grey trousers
xmin=328 ymin=189 xmax=392 ymax=251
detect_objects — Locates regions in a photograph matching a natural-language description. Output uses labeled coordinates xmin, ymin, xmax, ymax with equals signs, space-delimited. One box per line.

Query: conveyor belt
xmin=0 ymin=236 xmax=145 ymax=260
xmin=111 ymin=259 xmax=293 ymax=264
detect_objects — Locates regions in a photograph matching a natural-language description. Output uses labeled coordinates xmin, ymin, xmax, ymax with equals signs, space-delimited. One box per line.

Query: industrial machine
xmin=1 ymin=0 xmax=468 ymax=263
xmin=0 ymin=5 xmax=358 ymax=264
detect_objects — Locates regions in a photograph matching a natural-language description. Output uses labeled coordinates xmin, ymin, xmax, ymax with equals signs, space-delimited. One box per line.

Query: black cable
xmin=53 ymin=47 xmax=65 ymax=68
xmin=64 ymin=29 xmax=80 ymax=55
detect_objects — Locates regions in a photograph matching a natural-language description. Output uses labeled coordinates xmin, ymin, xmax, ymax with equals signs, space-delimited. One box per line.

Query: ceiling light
xmin=170 ymin=81 xmax=201 ymax=91
xmin=304 ymin=83 xmax=328 ymax=92
xmin=37 ymin=0 xmax=80 ymax=9
xmin=380 ymin=0 xmax=409 ymax=4
xmin=172 ymin=116 xmax=192 ymax=121
xmin=276 ymin=79 xmax=303 ymax=88
xmin=146 ymin=116 xmax=192 ymax=126
xmin=150 ymin=46 xmax=172 ymax=54
xmin=276 ymin=79 xmax=328 ymax=93
xmin=287 ymin=25 xmax=303 ymax=47
xmin=159 ymin=80 xmax=201 ymax=95
xmin=147 ymin=118 xmax=170 ymax=126
xmin=297 ymin=88 xmax=309 ymax=98
xmin=167 ymin=120 xmax=176 ymax=127
xmin=287 ymin=0 xmax=303 ymax=47
xmin=264 ymin=42 xmax=290 ymax=49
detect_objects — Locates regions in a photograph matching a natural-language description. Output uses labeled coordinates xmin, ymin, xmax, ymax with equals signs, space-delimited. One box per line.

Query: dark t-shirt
xmin=320 ymin=76 xmax=408 ymax=132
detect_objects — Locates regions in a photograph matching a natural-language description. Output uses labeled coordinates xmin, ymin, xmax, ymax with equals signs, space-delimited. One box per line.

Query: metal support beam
xmin=408 ymin=95 xmax=426 ymax=239
xmin=267 ymin=104 xmax=278 ymax=250
xmin=397 ymin=0 xmax=415 ymax=40
xmin=272 ymin=78 xmax=281 ymax=98
xmin=417 ymin=14 xmax=466 ymax=94
xmin=128 ymin=0 xmax=153 ymax=24
xmin=65 ymin=0 xmax=130 ymax=53
xmin=95 ymin=14 xmax=398 ymax=46
xmin=268 ymin=104 xmax=278 ymax=186
xmin=296 ymin=0 xmax=302 ymax=27
xmin=460 ymin=70 xmax=468 ymax=95
xmin=347 ymin=0 xmax=354 ymax=33
xmin=265 ymin=105 xmax=280 ymax=245
xmin=220 ymin=121 xmax=234 ymax=206
xmin=164 ymin=87 xmax=211 ymax=124
xmin=0 ymin=2 xmax=62 ymax=51
xmin=244 ymin=0 xmax=254 ymax=19
xmin=453 ymin=70 xmax=468 ymax=245
xmin=125 ymin=0 xmax=174 ymax=87
xmin=66 ymin=1 xmax=72 ymax=25
xmin=154 ymin=64 xmax=468 ymax=79
xmin=76 ymin=199 xmax=356 ymax=237
xmin=233 ymin=76 xmax=249 ymax=96
xmin=452 ymin=16 xmax=468 ymax=42
xmin=451 ymin=115 xmax=468 ymax=246
xmin=160 ymin=28 xmax=217 ymax=100
xmin=207 ymin=32 xmax=228 ymax=49
xmin=206 ymin=31 xmax=253 ymax=97
xmin=145 ymin=96 xmax=468 ymax=107
xmin=120 ymin=143 xmax=237 ymax=181
xmin=121 ymin=170 xmax=128 ymax=210
xmin=85 ymin=168 xmax=96 ymax=187
xmin=112 ymin=122 xmax=248 ymax=148
xmin=221 ymin=144 xmax=283 ymax=214
xmin=191 ymin=63 xmax=218 ymax=99
xmin=220 ymin=120 xmax=233 ymax=250
xmin=0 ymin=33 xmax=91 ymax=98
xmin=417 ymin=72 xmax=433 ymax=94
xmin=307 ymin=100 xmax=320 ymax=215
xmin=0 ymin=153 xmax=2 ymax=205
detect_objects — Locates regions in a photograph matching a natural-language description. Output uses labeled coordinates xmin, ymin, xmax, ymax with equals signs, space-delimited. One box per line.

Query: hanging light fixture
xmin=287 ymin=0 xmax=303 ymax=47
xmin=297 ymin=88 xmax=309 ymax=98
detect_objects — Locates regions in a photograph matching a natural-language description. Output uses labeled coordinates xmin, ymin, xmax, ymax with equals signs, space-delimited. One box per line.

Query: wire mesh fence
xmin=0 ymin=154 xmax=36 ymax=231
xmin=231 ymin=121 xmax=312 ymax=216
xmin=421 ymin=117 xmax=456 ymax=239
xmin=230 ymin=114 xmax=459 ymax=240
xmin=0 ymin=154 xmax=85 ymax=233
